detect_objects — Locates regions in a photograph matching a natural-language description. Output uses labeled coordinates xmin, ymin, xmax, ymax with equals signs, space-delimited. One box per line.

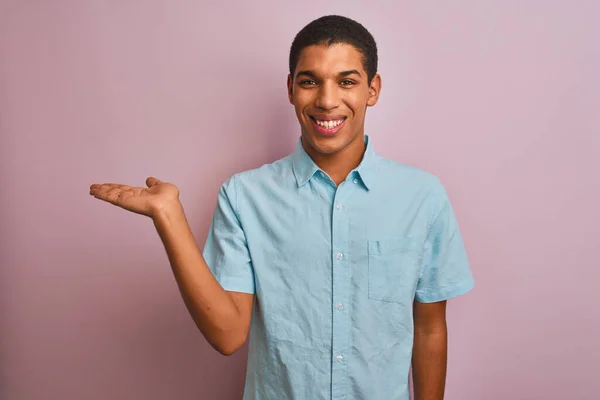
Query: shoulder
xmin=375 ymin=154 xmax=445 ymax=194
xmin=374 ymin=154 xmax=451 ymax=222
xmin=221 ymin=153 xmax=294 ymax=191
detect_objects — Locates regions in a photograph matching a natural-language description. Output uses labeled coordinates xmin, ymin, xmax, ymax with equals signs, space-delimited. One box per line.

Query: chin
xmin=302 ymin=131 xmax=354 ymax=155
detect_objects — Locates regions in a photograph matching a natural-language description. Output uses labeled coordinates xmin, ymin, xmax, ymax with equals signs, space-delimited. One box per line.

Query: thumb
xmin=146 ymin=176 xmax=162 ymax=187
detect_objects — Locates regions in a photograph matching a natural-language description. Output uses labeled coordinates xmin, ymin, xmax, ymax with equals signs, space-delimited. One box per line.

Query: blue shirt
xmin=202 ymin=134 xmax=474 ymax=400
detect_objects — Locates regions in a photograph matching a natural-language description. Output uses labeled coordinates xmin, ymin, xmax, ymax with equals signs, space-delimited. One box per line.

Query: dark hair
xmin=289 ymin=15 xmax=378 ymax=84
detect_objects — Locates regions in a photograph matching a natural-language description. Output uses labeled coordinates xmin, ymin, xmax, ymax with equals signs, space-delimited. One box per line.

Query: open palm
xmin=89 ymin=177 xmax=180 ymax=218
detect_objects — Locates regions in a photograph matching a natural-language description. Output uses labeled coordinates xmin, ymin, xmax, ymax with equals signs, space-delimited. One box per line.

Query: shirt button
xmin=337 ymin=303 xmax=344 ymax=310
xmin=336 ymin=253 xmax=343 ymax=260
xmin=320 ymin=171 xmax=325 ymax=178
xmin=352 ymin=178 xmax=358 ymax=184
xmin=336 ymin=355 xmax=344 ymax=361
xmin=335 ymin=203 xmax=342 ymax=210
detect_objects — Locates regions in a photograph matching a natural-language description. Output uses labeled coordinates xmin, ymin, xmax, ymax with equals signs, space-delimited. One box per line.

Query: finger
xmin=146 ymin=177 xmax=162 ymax=187
xmin=91 ymin=185 xmax=117 ymax=199
xmin=104 ymin=187 xmax=136 ymax=205
xmin=90 ymin=183 xmax=132 ymax=192
xmin=91 ymin=185 xmax=132 ymax=202
xmin=90 ymin=183 xmax=109 ymax=195
xmin=104 ymin=183 xmax=133 ymax=189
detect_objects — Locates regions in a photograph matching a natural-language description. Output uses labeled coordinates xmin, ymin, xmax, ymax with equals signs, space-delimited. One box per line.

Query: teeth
xmin=315 ymin=118 xmax=344 ymax=128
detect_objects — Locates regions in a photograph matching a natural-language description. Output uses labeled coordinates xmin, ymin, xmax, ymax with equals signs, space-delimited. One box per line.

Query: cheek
xmin=344 ymin=90 xmax=370 ymax=115
xmin=293 ymin=95 xmax=312 ymax=116
xmin=292 ymin=102 xmax=307 ymax=121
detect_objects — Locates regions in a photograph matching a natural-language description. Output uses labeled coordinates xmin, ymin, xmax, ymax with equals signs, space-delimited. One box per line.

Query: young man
xmin=90 ymin=15 xmax=474 ymax=400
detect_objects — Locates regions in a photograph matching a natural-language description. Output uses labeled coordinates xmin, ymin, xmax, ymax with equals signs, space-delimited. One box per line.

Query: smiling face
xmin=287 ymin=43 xmax=381 ymax=159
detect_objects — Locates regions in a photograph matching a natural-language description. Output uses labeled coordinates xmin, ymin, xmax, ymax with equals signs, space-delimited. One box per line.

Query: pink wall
xmin=1 ymin=1 xmax=598 ymax=399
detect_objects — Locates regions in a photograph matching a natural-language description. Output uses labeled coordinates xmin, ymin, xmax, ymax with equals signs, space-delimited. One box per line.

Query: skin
xmin=89 ymin=178 xmax=254 ymax=356
xmin=287 ymin=43 xmax=380 ymax=185
xmin=90 ymin=41 xmax=448 ymax=399
xmin=412 ymin=300 xmax=449 ymax=400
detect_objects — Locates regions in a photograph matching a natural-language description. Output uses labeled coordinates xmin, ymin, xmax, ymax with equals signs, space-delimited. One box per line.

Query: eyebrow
xmin=295 ymin=69 xmax=362 ymax=80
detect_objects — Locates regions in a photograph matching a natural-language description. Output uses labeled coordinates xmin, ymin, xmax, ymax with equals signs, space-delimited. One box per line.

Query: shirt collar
xmin=292 ymin=134 xmax=378 ymax=190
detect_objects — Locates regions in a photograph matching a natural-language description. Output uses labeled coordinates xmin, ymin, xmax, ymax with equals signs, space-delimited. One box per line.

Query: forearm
xmin=411 ymin=329 xmax=448 ymax=400
xmin=152 ymin=202 xmax=245 ymax=354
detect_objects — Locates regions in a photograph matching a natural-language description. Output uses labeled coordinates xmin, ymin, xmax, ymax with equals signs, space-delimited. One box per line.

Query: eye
xmin=299 ymin=79 xmax=317 ymax=86
xmin=340 ymin=79 xmax=355 ymax=86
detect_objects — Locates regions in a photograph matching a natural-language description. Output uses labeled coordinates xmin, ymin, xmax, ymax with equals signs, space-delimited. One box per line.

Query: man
xmin=90 ymin=15 xmax=474 ymax=400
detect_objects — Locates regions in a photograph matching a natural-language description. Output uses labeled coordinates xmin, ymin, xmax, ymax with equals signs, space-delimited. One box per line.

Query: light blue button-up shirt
xmin=202 ymin=134 xmax=474 ymax=400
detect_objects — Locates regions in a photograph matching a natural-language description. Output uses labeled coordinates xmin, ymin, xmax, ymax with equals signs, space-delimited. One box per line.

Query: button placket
xmin=331 ymin=182 xmax=351 ymax=399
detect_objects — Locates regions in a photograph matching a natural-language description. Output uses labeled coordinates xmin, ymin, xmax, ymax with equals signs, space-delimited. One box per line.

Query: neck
xmin=303 ymin=134 xmax=366 ymax=186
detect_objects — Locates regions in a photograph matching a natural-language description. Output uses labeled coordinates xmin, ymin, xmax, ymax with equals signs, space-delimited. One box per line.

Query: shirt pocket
xmin=367 ymin=237 xmax=421 ymax=303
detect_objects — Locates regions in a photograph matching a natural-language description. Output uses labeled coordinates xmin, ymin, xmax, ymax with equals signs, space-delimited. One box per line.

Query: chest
xmin=240 ymin=180 xmax=430 ymax=282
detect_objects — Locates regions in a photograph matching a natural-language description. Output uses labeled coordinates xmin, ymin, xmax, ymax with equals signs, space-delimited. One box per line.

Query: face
xmin=287 ymin=43 xmax=381 ymax=157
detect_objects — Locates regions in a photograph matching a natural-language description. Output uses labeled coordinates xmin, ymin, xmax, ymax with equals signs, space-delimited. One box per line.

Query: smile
xmin=309 ymin=116 xmax=347 ymax=136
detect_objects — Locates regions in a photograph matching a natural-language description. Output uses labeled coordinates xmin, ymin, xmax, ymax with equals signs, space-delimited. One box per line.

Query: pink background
xmin=1 ymin=1 xmax=598 ymax=399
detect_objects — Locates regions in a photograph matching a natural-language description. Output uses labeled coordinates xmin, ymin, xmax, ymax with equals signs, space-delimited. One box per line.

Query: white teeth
xmin=315 ymin=118 xmax=344 ymax=128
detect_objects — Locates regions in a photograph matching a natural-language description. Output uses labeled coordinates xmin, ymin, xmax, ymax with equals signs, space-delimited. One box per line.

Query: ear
xmin=366 ymin=73 xmax=382 ymax=107
xmin=287 ymin=74 xmax=294 ymax=104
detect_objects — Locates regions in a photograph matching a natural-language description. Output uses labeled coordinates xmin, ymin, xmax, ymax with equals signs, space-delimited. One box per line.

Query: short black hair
xmin=289 ymin=15 xmax=378 ymax=84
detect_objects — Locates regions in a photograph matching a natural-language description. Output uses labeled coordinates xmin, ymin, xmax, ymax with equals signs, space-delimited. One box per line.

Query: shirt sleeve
xmin=415 ymin=182 xmax=474 ymax=303
xmin=202 ymin=175 xmax=255 ymax=294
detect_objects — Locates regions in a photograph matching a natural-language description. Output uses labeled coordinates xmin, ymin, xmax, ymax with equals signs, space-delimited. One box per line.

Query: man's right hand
xmin=88 ymin=175 xmax=253 ymax=355
xmin=89 ymin=176 xmax=180 ymax=218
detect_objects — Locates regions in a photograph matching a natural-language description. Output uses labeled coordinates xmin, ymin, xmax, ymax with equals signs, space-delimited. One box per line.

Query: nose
xmin=314 ymin=81 xmax=340 ymax=110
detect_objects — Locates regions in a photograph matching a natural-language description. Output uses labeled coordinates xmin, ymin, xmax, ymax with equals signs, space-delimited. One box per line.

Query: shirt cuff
xmin=217 ymin=275 xmax=256 ymax=294
xmin=415 ymin=277 xmax=474 ymax=303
